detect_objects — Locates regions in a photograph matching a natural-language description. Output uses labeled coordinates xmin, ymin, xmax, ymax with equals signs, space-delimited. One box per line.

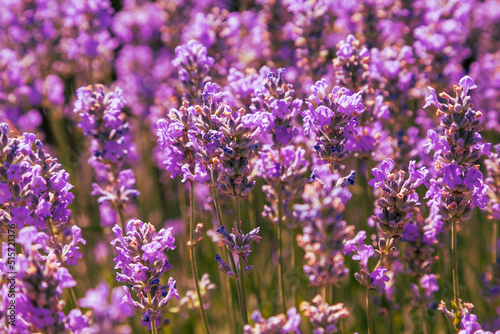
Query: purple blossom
xmin=353 ymin=244 xmax=375 ymax=267
xmin=370 ymin=267 xmax=390 ymax=290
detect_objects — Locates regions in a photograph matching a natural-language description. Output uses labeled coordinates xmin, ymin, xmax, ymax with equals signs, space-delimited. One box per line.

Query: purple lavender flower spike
xmin=111 ymin=219 xmax=179 ymax=330
xmin=173 ymin=39 xmax=215 ymax=102
xmin=424 ymin=76 xmax=491 ymax=222
xmin=295 ymin=177 xmax=354 ymax=287
xmin=304 ymin=79 xmax=364 ymax=169
xmin=243 ymin=307 xmax=301 ymax=333
xmin=73 ymin=84 xmax=139 ymax=226
xmin=300 ymin=295 xmax=349 ymax=333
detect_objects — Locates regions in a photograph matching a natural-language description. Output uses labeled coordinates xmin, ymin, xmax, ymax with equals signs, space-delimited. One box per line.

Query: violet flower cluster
xmin=304 ymin=79 xmax=364 ymax=168
xmin=243 ymin=307 xmax=301 ymax=334
xmin=111 ymin=219 xmax=179 ymax=330
xmin=294 ymin=167 xmax=355 ymax=287
xmin=0 ymin=125 xmax=87 ymax=333
xmin=73 ymin=84 xmax=140 ymax=227
xmin=0 ymin=123 xmax=74 ymax=233
xmin=251 ymin=68 xmax=302 ymax=148
xmin=215 ymin=225 xmax=261 ymax=279
xmin=256 ymin=145 xmax=309 ymax=228
xmin=424 ymin=76 xmax=490 ymax=222
xmin=300 ymin=294 xmax=350 ymax=334
xmin=78 ymin=281 xmax=134 ymax=334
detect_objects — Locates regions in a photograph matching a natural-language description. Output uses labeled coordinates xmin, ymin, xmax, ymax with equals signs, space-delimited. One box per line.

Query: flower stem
xmin=212 ymin=188 xmax=237 ymax=334
xmin=189 ymin=181 xmax=211 ymax=334
xmin=277 ymin=168 xmax=286 ymax=314
xmin=419 ymin=307 xmax=429 ymax=334
xmin=493 ymin=220 xmax=498 ymax=266
xmin=148 ymin=293 xmax=158 ymax=334
xmin=291 ymin=228 xmax=297 ymax=307
xmin=366 ymin=289 xmax=373 ymax=334
xmin=239 ymin=258 xmax=248 ymax=324
xmin=451 ymin=219 xmax=460 ymax=318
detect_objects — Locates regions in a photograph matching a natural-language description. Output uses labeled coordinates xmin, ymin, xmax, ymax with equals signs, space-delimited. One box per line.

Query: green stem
xmin=239 ymin=258 xmax=248 ymax=324
xmin=321 ymin=286 xmax=327 ymax=303
xmin=291 ymin=228 xmax=297 ymax=307
xmin=212 ymin=188 xmax=237 ymax=333
xmin=148 ymin=293 xmax=158 ymax=334
xmin=277 ymin=157 xmax=286 ymax=314
xmin=451 ymin=219 xmax=460 ymax=325
xmin=366 ymin=289 xmax=373 ymax=334
xmin=189 ymin=181 xmax=211 ymax=334
xmin=236 ymin=197 xmax=241 ymax=229
xmin=212 ymin=187 xmax=225 ymax=227
xmin=419 ymin=307 xmax=429 ymax=334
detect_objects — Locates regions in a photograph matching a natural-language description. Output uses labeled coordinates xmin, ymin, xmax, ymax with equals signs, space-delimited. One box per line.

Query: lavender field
xmin=2 ymin=0 xmax=500 ymax=333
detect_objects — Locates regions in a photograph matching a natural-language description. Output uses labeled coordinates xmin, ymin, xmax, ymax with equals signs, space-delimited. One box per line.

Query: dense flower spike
xmin=111 ymin=219 xmax=179 ymax=330
xmin=300 ymin=294 xmax=349 ymax=333
xmin=73 ymin=84 xmax=139 ymax=226
xmin=295 ymin=173 xmax=354 ymax=287
xmin=243 ymin=307 xmax=301 ymax=334
xmin=173 ymin=39 xmax=215 ymax=102
xmin=0 ymin=230 xmax=85 ymax=333
xmin=256 ymin=145 xmax=309 ymax=228
xmin=251 ymin=68 xmax=303 ymax=147
xmin=78 ymin=281 xmax=134 ymax=333
xmin=424 ymin=76 xmax=490 ymax=221
xmin=0 ymin=123 xmax=74 ymax=232
xmin=304 ymin=79 xmax=364 ymax=167
xmin=216 ymin=224 xmax=261 ymax=276
xmin=157 ymin=101 xmax=207 ymax=183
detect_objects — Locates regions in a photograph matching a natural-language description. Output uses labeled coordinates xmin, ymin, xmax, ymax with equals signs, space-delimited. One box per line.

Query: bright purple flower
xmin=370 ymin=267 xmax=390 ymax=290
xmin=353 ymin=245 xmax=375 ymax=267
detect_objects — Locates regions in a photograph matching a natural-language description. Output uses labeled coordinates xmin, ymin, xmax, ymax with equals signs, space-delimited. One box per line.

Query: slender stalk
xmin=239 ymin=258 xmax=248 ymax=324
xmin=291 ymin=228 xmax=297 ymax=307
xmin=236 ymin=197 xmax=241 ymax=229
xmin=189 ymin=181 xmax=211 ymax=334
xmin=419 ymin=307 xmax=429 ymax=334
xmin=366 ymin=289 xmax=373 ymax=334
xmin=277 ymin=165 xmax=286 ymax=314
xmin=212 ymin=188 xmax=237 ymax=334
xmin=451 ymin=219 xmax=460 ymax=314
xmin=321 ymin=286 xmax=327 ymax=303
xmin=148 ymin=293 xmax=158 ymax=334
xmin=493 ymin=220 xmax=498 ymax=266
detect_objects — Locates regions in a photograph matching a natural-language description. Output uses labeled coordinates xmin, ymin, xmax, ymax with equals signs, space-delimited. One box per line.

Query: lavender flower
xmin=251 ymin=68 xmax=303 ymax=147
xmin=111 ymin=219 xmax=179 ymax=330
xmin=169 ymin=274 xmax=216 ymax=318
xmin=215 ymin=224 xmax=261 ymax=278
xmin=256 ymin=145 xmax=309 ymax=228
xmin=1 ymin=232 xmax=86 ymax=333
xmin=73 ymin=84 xmax=139 ymax=227
xmin=304 ymin=79 xmax=364 ymax=167
xmin=369 ymin=159 xmax=428 ymax=241
xmin=243 ymin=307 xmax=301 ymax=334
xmin=78 ymin=281 xmax=134 ymax=333
xmin=157 ymin=101 xmax=208 ymax=184
xmin=173 ymin=39 xmax=215 ymax=102
xmin=0 ymin=123 xmax=74 ymax=233
xmin=300 ymin=294 xmax=349 ymax=333
xmin=295 ymin=173 xmax=354 ymax=287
